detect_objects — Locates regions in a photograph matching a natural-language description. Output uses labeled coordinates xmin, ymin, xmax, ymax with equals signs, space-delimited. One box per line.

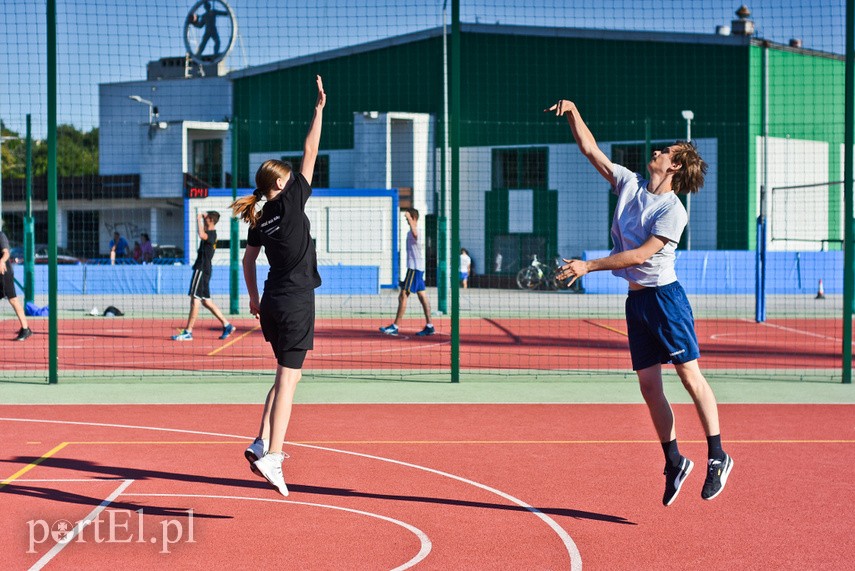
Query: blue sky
xmin=0 ymin=0 xmax=846 ymax=137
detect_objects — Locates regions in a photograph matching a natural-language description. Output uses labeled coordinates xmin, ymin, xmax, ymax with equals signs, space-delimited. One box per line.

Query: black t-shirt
xmin=0 ymin=231 xmax=11 ymax=271
xmin=192 ymin=229 xmax=217 ymax=273
xmin=247 ymin=173 xmax=322 ymax=294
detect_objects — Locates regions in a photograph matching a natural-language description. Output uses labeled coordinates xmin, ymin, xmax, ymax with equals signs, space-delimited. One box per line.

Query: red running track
xmin=0 ymin=317 xmax=845 ymax=372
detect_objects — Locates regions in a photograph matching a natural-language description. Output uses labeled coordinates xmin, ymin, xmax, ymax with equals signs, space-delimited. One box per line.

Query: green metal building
xmin=230 ymin=23 xmax=844 ymax=277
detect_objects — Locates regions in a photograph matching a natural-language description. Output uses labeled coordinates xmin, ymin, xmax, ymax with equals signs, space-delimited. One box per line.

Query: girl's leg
xmin=267 ymin=365 xmax=302 ymax=453
xmin=257 ymin=383 xmax=277 ymax=441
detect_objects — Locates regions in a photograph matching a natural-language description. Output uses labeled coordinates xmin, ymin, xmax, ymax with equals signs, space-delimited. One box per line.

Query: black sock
xmin=661 ymin=439 xmax=681 ymax=467
xmin=706 ymin=434 xmax=725 ymax=461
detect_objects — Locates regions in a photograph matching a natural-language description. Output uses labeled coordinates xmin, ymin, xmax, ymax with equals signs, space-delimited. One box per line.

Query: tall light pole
xmin=129 ymin=95 xmax=167 ymax=135
xmin=681 ymin=110 xmax=694 ymax=250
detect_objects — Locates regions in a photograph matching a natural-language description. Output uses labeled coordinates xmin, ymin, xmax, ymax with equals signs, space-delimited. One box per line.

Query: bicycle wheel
xmin=516 ymin=267 xmax=540 ymax=290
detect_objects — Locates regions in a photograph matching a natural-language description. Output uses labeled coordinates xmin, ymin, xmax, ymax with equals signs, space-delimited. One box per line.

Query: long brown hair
xmin=230 ymin=159 xmax=293 ymax=227
xmin=670 ymin=141 xmax=708 ymax=195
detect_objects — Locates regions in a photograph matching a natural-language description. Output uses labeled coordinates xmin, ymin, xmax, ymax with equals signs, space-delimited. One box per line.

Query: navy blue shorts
xmin=400 ymin=269 xmax=426 ymax=294
xmin=625 ymin=281 xmax=700 ymax=371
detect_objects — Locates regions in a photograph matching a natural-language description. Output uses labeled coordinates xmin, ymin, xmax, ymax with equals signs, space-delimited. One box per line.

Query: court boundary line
xmin=583 ymin=320 xmax=628 ymax=337
xmin=39 ymin=439 xmax=855 ymax=445
xmin=1 ymin=443 xmax=69 ymax=488
xmin=123 ymin=492 xmax=432 ymax=570
xmin=28 ymin=478 xmax=135 ymax=571
xmin=747 ymin=319 xmax=854 ymax=345
xmin=9 ymin=474 xmax=431 ymax=571
xmin=0 ymin=416 xmax=582 ymax=570
xmin=208 ymin=324 xmax=261 ymax=356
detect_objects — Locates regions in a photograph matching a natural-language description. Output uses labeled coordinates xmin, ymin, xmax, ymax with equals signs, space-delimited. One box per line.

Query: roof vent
xmin=731 ymin=5 xmax=755 ymax=36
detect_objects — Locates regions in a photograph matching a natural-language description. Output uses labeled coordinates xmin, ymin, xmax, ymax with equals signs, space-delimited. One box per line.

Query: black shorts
xmin=260 ymin=290 xmax=315 ymax=369
xmin=0 ymin=264 xmax=16 ymax=300
xmin=188 ymin=269 xmax=211 ymax=300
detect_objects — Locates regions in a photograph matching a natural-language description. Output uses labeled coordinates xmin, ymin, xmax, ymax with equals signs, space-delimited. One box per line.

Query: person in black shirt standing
xmin=172 ymin=210 xmax=235 ymax=341
xmin=231 ymin=75 xmax=325 ymax=495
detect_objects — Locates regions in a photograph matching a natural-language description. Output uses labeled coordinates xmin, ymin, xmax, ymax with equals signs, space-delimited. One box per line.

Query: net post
xmin=843 ymin=0 xmax=855 ymax=383
xmin=24 ymin=114 xmax=35 ymax=304
xmin=755 ymin=203 xmax=766 ymax=323
xmin=449 ymin=0 xmax=460 ymax=383
xmin=47 ymin=0 xmax=58 ymax=384
xmin=437 ymin=2 xmax=450 ymax=315
xmin=229 ymin=117 xmax=240 ymax=315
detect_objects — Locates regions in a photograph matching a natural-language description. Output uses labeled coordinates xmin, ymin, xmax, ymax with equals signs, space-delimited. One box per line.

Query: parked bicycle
xmin=515 ymin=255 xmax=582 ymax=291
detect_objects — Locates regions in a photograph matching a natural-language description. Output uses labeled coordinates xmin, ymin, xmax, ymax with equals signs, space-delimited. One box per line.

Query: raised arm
xmin=301 ymin=75 xmax=326 ymax=185
xmin=405 ymin=210 xmax=418 ymax=240
xmin=545 ymin=100 xmax=615 ymax=186
xmin=197 ymin=212 xmax=208 ymax=241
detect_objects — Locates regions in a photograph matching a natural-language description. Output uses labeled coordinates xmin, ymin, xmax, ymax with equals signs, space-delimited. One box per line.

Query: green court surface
xmin=1 ymin=373 xmax=852 ymax=405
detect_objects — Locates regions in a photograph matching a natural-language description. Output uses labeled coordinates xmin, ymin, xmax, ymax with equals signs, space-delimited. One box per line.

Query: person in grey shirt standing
xmin=0 ymin=225 xmax=32 ymax=341
xmin=546 ymin=99 xmax=732 ymax=507
xmin=379 ymin=208 xmax=435 ymax=336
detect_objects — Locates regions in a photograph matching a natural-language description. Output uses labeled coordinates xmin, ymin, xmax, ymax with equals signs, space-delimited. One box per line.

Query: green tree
xmin=0 ymin=120 xmax=98 ymax=179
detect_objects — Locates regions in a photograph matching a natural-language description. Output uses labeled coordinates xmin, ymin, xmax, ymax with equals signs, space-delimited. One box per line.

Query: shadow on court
xmin=0 ymin=484 xmax=230 ymax=520
xmin=2 ymin=456 xmax=634 ymax=525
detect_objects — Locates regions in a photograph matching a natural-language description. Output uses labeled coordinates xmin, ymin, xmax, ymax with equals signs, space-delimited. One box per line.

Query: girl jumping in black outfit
xmin=231 ymin=75 xmax=325 ymax=495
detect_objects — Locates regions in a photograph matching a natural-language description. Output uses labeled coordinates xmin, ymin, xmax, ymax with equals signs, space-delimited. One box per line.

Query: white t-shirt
xmin=609 ymin=164 xmax=687 ymax=287
xmin=459 ymin=252 xmax=471 ymax=273
xmin=406 ymin=230 xmax=424 ymax=271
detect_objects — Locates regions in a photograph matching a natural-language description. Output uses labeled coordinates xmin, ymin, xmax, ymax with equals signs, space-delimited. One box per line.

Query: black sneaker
xmin=663 ymin=456 xmax=694 ymax=506
xmin=702 ymin=454 xmax=734 ymax=501
xmin=14 ymin=327 xmax=32 ymax=341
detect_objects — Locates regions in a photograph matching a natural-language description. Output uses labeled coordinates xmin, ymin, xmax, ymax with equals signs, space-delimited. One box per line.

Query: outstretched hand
xmin=544 ymin=100 xmax=576 ymax=117
xmin=557 ymin=258 xmax=588 ymax=287
xmin=315 ymin=75 xmax=326 ymax=110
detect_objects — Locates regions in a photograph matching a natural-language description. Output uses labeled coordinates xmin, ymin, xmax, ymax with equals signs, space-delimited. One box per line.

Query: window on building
xmin=193 ymin=139 xmax=223 ymax=187
xmin=281 ymin=154 xmax=329 ymax=188
xmin=492 ymin=148 xmax=547 ymax=190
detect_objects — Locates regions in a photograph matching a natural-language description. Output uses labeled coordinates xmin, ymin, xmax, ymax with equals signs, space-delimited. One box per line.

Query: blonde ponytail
xmin=231 ymin=159 xmax=293 ymax=228
xmin=231 ymin=190 xmax=263 ymax=227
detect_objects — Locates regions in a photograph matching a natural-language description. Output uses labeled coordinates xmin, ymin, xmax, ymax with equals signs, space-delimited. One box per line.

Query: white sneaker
xmin=254 ymin=452 xmax=289 ymax=496
xmin=244 ymin=438 xmax=267 ymax=477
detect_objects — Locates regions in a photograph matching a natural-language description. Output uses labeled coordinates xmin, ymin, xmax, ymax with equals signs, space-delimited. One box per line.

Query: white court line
xmin=11 ymin=478 xmax=125 ymax=483
xmin=28 ymin=479 xmax=134 ymax=571
xmin=124 ymin=493 xmax=431 ymax=571
xmin=0 ymin=417 xmax=581 ymax=570
xmin=740 ymin=318 xmax=851 ymax=344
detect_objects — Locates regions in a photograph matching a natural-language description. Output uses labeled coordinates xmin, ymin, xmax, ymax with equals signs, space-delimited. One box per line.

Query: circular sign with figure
xmin=183 ymin=0 xmax=237 ymax=65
